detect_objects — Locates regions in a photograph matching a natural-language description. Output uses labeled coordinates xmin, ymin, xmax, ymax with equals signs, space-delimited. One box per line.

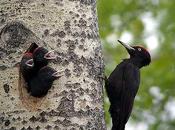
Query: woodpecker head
xmin=20 ymin=53 xmax=34 ymax=69
xmin=33 ymin=47 xmax=56 ymax=68
xmin=38 ymin=66 xmax=62 ymax=82
xmin=118 ymin=40 xmax=151 ymax=67
xmin=21 ymin=43 xmax=37 ymax=69
xmin=25 ymin=43 xmax=39 ymax=53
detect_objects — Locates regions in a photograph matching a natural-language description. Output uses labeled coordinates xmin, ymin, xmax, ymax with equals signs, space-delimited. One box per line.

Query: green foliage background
xmin=97 ymin=0 xmax=175 ymax=130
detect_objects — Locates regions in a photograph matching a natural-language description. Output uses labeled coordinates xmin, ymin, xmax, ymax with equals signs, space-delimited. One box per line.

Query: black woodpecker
xmin=105 ymin=40 xmax=151 ymax=130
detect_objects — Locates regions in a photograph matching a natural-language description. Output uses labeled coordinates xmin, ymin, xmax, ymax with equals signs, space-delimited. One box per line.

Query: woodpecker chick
xmin=105 ymin=40 xmax=151 ymax=130
xmin=33 ymin=47 xmax=57 ymax=70
xmin=29 ymin=66 xmax=61 ymax=97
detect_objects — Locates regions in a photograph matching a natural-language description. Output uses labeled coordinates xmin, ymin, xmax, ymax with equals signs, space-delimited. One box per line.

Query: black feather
xmin=29 ymin=66 xmax=60 ymax=97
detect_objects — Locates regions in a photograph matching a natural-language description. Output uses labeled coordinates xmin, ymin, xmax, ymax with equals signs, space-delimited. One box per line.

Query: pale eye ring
xmin=138 ymin=48 xmax=142 ymax=51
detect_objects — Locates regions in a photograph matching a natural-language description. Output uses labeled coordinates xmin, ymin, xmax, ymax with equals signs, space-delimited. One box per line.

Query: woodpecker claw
xmin=44 ymin=50 xmax=57 ymax=60
xmin=25 ymin=59 xmax=34 ymax=67
xmin=117 ymin=40 xmax=135 ymax=50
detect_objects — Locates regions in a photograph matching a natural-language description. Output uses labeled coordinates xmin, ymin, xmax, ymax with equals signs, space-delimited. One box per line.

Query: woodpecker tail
xmin=111 ymin=115 xmax=125 ymax=130
xmin=110 ymin=104 xmax=126 ymax=130
xmin=112 ymin=126 xmax=125 ymax=130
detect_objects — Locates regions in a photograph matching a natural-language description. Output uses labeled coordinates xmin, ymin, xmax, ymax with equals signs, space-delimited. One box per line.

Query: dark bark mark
xmin=54 ymin=0 xmax=64 ymax=6
xmin=50 ymin=30 xmax=66 ymax=38
xmin=0 ymin=65 xmax=7 ymax=70
xmin=4 ymin=120 xmax=10 ymax=126
xmin=3 ymin=83 xmax=10 ymax=93
xmin=0 ymin=22 xmax=31 ymax=54
xmin=68 ymin=0 xmax=95 ymax=5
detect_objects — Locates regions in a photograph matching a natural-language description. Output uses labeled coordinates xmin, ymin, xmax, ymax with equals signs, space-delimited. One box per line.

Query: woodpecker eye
xmin=138 ymin=48 xmax=142 ymax=51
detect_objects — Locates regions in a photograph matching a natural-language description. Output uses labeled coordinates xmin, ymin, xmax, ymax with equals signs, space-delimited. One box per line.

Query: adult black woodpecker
xmin=105 ymin=40 xmax=151 ymax=130
xmin=33 ymin=47 xmax=57 ymax=71
xmin=29 ymin=66 xmax=62 ymax=97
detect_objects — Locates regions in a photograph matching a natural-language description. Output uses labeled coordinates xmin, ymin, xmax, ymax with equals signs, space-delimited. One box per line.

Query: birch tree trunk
xmin=0 ymin=0 xmax=106 ymax=130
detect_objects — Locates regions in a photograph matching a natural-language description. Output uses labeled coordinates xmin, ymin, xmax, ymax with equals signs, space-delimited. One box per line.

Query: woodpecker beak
xmin=118 ymin=40 xmax=135 ymax=51
xmin=44 ymin=50 xmax=57 ymax=60
xmin=52 ymin=71 xmax=64 ymax=78
xmin=25 ymin=59 xmax=34 ymax=67
xmin=118 ymin=40 xmax=135 ymax=56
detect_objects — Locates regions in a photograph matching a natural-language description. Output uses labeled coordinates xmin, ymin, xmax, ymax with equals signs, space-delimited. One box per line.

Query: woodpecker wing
xmin=105 ymin=61 xmax=126 ymax=104
xmin=106 ymin=61 xmax=140 ymax=130
xmin=120 ymin=63 xmax=140 ymax=124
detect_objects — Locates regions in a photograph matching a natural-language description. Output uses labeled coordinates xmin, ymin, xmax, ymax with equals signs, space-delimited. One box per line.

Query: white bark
xmin=0 ymin=0 xmax=106 ymax=130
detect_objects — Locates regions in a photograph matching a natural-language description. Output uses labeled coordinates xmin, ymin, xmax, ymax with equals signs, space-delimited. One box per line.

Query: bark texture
xmin=0 ymin=0 xmax=106 ymax=130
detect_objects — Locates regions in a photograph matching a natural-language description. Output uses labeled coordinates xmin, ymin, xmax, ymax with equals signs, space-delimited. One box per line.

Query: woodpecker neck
xmin=126 ymin=58 xmax=143 ymax=68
